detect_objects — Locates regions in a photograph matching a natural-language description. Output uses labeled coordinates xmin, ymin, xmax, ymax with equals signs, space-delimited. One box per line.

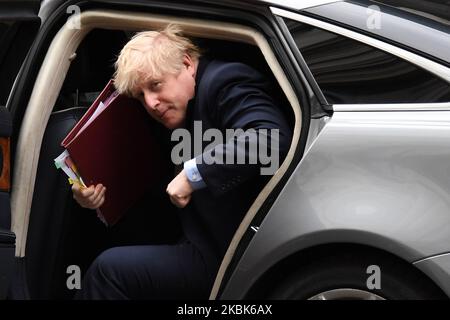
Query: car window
xmin=283 ymin=18 xmax=450 ymax=105
xmin=304 ymin=1 xmax=450 ymax=66
xmin=0 ymin=20 xmax=39 ymax=107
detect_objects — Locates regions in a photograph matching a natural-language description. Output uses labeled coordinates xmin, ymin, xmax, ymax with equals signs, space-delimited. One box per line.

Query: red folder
xmin=62 ymin=80 xmax=168 ymax=226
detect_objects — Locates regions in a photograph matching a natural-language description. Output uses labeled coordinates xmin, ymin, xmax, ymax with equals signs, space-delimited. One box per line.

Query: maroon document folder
xmin=61 ymin=80 xmax=168 ymax=226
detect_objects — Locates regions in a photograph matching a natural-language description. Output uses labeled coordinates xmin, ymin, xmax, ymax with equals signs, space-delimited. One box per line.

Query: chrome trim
xmin=262 ymin=0 xmax=342 ymax=11
xmin=304 ymin=116 xmax=329 ymax=152
xmin=333 ymin=103 xmax=450 ymax=112
xmin=308 ymin=289 xmax=385 ymax=300
xmin=414 ymin=252 xmax=450 ymax=265
xmin=270 ymin=7 xmax=450 ymax=83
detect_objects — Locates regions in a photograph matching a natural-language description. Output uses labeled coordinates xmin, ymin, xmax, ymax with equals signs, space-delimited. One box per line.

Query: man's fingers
xmin=91 ymin=186 xmax=106 ymax=209
xmin=169 ymin=196 xmax=177 ymax=207
xmin=167 ymin=187 xmax=192 ymax=208
xmin=95 ymin=196 xmax=105 ymax=209
xmin=87 ymin=185 xmax=105 ymax=207
xmin=72 ymin=183 xmax=106 ymax=209
xmin=93 ymin=186 xmax=106 ymax=207
xmin=80 ymin=185 xmax=95 ymax=198
xmin=73 ymin=184 xmax=88 ymax=203
xmin=169 ymin=194 xmax=191 ymax=208
xmin=94 ymin=184 xmax=104 ymax=193
xmin=91 ymin=191 xmax=106 ymax=209
xmin=178 ymin=195 xmax=190 ymax=208
xmin=72 ymin=183 xmax=88 ymax=197
xmin=83 ymin=184 xmax=101 ymax=202
xmin=72 ymin=183 xmax=80 ymax=192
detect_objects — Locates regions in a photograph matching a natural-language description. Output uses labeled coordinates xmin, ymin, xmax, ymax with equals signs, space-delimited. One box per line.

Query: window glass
xmin=0 ymin=21 xmax=39 ymax=106
xmin=284 ymin=18 xmax=450 ymax=104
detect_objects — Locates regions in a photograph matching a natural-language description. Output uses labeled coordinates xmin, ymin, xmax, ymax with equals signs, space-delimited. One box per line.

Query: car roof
xmin=259 ymin=0 xmax=343 ymax=11
xmin=38 ymin=0 xmax=450 ymax=66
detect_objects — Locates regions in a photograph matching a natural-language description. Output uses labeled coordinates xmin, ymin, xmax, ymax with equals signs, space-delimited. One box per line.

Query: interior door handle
xmin=0 ymin=137 xmax=10 ymax=192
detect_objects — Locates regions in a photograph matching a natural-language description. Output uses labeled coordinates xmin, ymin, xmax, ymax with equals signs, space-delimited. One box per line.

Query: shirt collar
xmin=185 ymin=57 xmax=210 ymax=128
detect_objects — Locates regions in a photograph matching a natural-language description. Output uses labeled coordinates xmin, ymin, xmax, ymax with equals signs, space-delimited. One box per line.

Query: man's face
xmin=135 ymin=55 xmax=197 ymax=129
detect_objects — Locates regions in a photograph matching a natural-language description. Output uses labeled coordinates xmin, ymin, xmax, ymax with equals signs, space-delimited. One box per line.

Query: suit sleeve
xmin=195 ymin=63 xmax=292 ymax=197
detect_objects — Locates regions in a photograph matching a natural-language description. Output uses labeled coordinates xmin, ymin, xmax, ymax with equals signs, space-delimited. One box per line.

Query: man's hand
xmin=166 ymin=169 xmax=193 ymax=208
xmin=72 ymin=183 xmax=106 ymax=209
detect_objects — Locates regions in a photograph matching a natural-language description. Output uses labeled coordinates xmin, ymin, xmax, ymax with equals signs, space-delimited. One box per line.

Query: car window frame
xmin=271 ymin=7 xmax=450 ymax=110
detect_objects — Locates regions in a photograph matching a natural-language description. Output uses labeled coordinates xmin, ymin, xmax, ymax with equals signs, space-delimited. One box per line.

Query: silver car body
xmin=222 ymin=107 xmax=450 ymax=298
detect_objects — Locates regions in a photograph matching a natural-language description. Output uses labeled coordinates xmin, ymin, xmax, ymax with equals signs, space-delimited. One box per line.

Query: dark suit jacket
xmin=179 ymin=58 xmax=292 ymax=277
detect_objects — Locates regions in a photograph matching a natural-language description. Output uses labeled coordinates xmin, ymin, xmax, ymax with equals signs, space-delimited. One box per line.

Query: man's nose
xmin=143 ymin=91 xmax=160 ymax=111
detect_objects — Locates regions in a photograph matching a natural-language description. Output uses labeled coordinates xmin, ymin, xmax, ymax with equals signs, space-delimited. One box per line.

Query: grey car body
xmin=1 ymin=0 xmax=450 ymax=300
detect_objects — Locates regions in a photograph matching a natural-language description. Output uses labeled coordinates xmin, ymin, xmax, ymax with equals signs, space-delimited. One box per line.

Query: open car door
xmin=0 ymin=104 xmax=14 ymax=299
xmin=0 ymin=0 xmax=41 ymax=299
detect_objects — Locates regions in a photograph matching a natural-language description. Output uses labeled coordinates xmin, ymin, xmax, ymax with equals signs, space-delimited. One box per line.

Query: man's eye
xmin=151 ymin=82 xmax=161 ymax=90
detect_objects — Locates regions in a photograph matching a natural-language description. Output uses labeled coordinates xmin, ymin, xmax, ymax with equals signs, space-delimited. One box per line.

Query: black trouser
xmin=74 ymin=237 xmax=215 ymax=300
xmin=74 ymin=188 xmax=218 ymax=300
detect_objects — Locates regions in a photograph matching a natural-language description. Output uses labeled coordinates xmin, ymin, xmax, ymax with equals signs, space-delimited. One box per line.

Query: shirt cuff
xmin=184 ymin=158 xmax=207 ymax=190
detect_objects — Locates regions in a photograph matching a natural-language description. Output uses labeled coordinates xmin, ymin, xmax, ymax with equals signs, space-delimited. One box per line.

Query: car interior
xmin=11 ymin=11 xmax=301 ymax=299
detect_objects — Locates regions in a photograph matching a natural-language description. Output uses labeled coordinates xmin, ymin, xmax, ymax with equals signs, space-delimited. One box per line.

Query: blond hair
xmin=113 ymin=24 xmax=200 ymax=96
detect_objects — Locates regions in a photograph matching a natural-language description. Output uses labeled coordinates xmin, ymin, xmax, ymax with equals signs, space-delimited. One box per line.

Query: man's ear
xmin=183 ymin=54 xmax=195 ymax=76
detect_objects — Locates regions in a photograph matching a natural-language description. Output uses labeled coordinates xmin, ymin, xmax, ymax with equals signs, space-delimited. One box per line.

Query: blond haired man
xmin=73 ymin=24 xmax=291 ymax=299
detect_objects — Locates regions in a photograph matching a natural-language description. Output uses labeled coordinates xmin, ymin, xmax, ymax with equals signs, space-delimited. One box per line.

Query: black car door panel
xmin=0 ymin=105 xmax=14 ymax=299
xmin=0 ymin=0 xmax=40 ymax=300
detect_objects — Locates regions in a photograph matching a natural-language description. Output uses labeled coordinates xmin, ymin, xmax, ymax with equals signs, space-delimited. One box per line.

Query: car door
xmin=220 ymin=2 xmax=450 ymax=299
xmin=0 ymin=0 xmax=41 ymax=299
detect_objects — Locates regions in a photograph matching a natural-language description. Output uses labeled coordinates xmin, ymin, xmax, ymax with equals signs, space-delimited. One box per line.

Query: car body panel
xmin=414 ymin=253 xmax=450 ymax=297
xmin=221 ymin=108 xmax=450 ymax=298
